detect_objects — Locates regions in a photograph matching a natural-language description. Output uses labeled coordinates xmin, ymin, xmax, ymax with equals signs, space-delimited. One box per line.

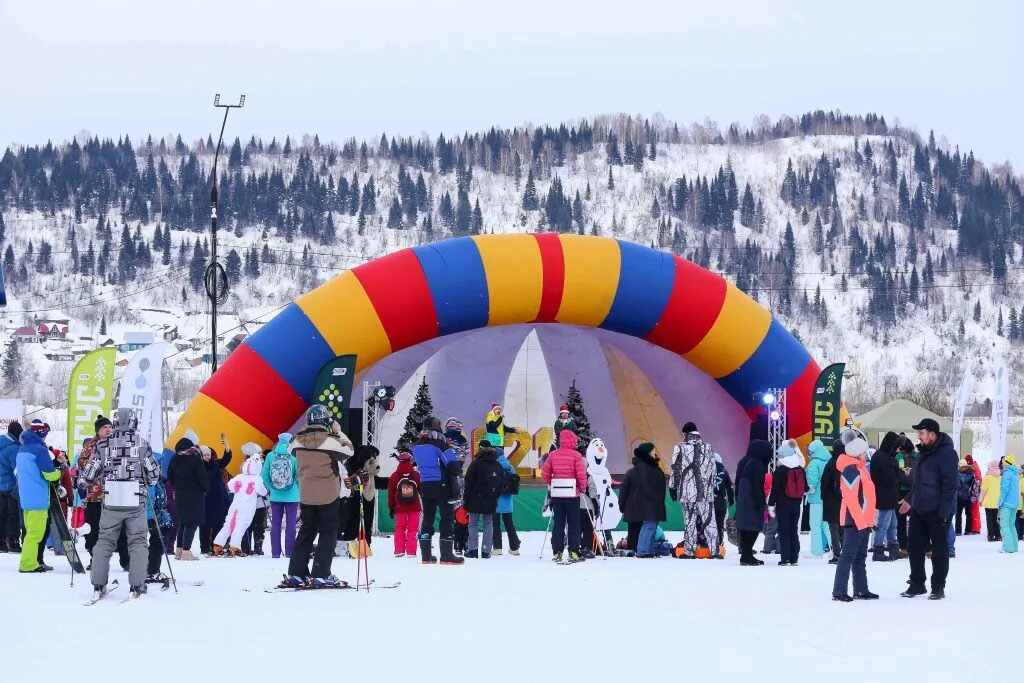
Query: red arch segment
xmin=352 ymin=249 xmax=439 ymax=353
xmin=534 ymin=233 xmax=565 ymax=322
xmin=644 ymin=256 xmax=728 ymax=354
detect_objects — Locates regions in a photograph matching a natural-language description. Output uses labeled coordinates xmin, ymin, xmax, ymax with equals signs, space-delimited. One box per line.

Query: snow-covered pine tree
xmin=563 ymin=379 xmax=592 ymax=455
xmin=396 ymin=377 xmax=434 ymax=454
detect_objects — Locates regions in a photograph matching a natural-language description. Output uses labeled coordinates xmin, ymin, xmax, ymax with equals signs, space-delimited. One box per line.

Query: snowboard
xmin=49 ymin=495 xmax=86 ymax=574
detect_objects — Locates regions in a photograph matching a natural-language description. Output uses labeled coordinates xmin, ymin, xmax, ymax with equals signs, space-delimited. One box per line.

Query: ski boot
xmin=309 ymin=575 xmax=344 ymax=589
xmin=19 ymin=565 xmax=49 ymax=574
xmin=439 ymin=540 xmax=464 ymax=565
xmin=568 ymin=551 xmax=581 ymax=563
xmin=277 ymin=574 xmax=306 ymax=589
xmin=419 ymin=538 xmax=437 ymax=565
xmin=146 ymin=572 xmax=170 ymax=587
xmin=227 ymin=546 xmax=246 ymax=557
xmin=552 ymin=552 xmax=563 ymax=563
xmin=128 ymin=585 xmax=145 ymax=599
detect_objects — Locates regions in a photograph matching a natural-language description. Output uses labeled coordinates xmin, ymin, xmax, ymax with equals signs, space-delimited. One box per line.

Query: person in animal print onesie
xmin=670 ymin=422 xmax=721 ymax=558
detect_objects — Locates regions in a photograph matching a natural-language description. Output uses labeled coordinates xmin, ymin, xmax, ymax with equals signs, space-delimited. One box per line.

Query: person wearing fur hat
xmin=16 ymin=420 xmax=60 ymax=572
xmin=388 ymin=452 xmax=421 ymax=557
xmin=768 ymin=439 xmax=808 ymax=566
xmin=212 ymin=442 xmax=268 ymax=556
xmin=552 ymin=405 xmax=577 ymax=450
xmin=870 ymin=432 xmax=901 ymax=562
xmin=733 ymin=439 xmax=773 ymax=565
xmin=0 ymin=420 xmax=24 ymax=553
xmin=283 ymin=405 xmax=354 ymax=587
xmin=262 ymin=433 xmax=299 ymax=558
xmin=167 ymin=429 xmax=207 ymax=560
xmin=412 ymin=416 xmax=464 ymax=565
xmin=998 ymin=456 xmax=1020 ymax=553
xmin=832 ymin=428 xmax=878 ymax=601
xmin=669 ymin=422 xmax=720 ymax=558
xmin=899 ymin=418 xmax=958 ymax=600
xmin=980 ymin=459 xmax=1003 ymax=541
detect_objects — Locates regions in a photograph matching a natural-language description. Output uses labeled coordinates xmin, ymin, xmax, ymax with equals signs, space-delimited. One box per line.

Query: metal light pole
xmin=206 ymin=94 xmax=244 ymax=374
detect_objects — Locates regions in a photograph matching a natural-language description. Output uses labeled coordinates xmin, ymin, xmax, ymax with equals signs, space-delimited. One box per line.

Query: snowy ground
xmin=2 ymin=530 xmax=1013 ymax=681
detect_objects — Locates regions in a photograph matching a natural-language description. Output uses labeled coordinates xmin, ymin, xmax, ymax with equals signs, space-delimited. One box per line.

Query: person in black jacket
xmin=895 ymin=436 xmax=917 ymax=553
xmin=733 ymin=440 xmax=772 ymax=565
xmin=768 ymin=439 xmax=808 ymax=566
xmin=820 ymin=440 xmax=844 ymax=565
xmin=199 ymin=439 xmax=233 ymax=556
xmin=463 ymin=442 xmax=504 ymax=558
xmin=713 ymin=453 xmax=734 ymax=544
xmin=900 ymin=418 xmax=959 ymax=600
xmin=617 ymin=443 xmax=666 ymax=557
xmin=870 ymin=431 xmax=900 ymax=562
xmin=166 ymin=436 xmax=208 ymax=561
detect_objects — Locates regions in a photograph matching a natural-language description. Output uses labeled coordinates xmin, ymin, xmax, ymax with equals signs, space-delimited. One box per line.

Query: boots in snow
xmin=128 ymin=585 xmax=145 ymax=599
xmin=854 ymin=591 xmax=880 ymax=600
xmin=420 ymin=539 xmax=437 ymax=564
xmin=552 ymin=552 xmax=563 ymax=563
xmin=227 ymin=546 xmax=245 ymax=557
xmin=439 ymin=540 xmax=464 ymax=565
xmin=871 ymin=547 xmax=888 ymax=562
xmin=179 ymin=549 xmax=198 ymax=561
xmin=887 ymin=544 xmax=905 ymax=560
xmin=492 ymin=548 xmax=503 ymax=556
xmin=464 ymin=549 xmax=478 ymax=558
xmin=509 ymin=548 xmax=520 ymax=556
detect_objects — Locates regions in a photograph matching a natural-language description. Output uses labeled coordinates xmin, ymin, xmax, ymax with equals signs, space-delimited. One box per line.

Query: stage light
xmin=762 ymin=392 xmax=776 ymax=406
xmin=769 ymin=409 xmax=782 ymax=421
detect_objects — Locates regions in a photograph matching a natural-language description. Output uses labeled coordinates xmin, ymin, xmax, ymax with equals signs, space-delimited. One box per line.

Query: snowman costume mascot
xmin=585 ymin=438 xmax=621 ymax=541
xmin=213 ymin=442 xmax=268 ymax=556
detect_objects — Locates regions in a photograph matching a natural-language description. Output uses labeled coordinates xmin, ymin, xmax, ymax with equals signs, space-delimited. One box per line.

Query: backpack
xmin=502 ymin=471 xmax=521 ymax=495
xmin=269 ymin=453 xmax=294 ymax=491
xmin=396 ymin=475 xmax=419 ymax=504
xmin=478 ymin=463 xmax=504 ymax=500
xmin=784 ymin=467 xmax=806 ymax=499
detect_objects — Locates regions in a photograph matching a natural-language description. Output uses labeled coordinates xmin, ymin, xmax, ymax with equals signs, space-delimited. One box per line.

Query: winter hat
xmin=490 ymin=403 xmax=501 ymax=412
xmin=776 ymin=439 xmax=801 ymax=459
xmin=559 ymin=430 xmax=579 ymax=451
xmin=634 ymin=442 xmax=656 ymax=460
xmin=987 ymin=460 xmax=1002 ymax=476
xmin=965 ymin=454 xmax=975 ymax=465
xmin=7 ymin=420 xmax=22 ymax=439
xmin=478 ymin=439 xmax=492 ymax=450
xmin=183 ymin=429 xmax=200 ymax=447
xmin=840 ymin=428 xmax=869 ymax=457
xmin=174 ymin=437 xmax=194 ymax=453
xmin=307 ymin=404 xmax=333 ymax=430
xmin=94 ymin=415 xmax=112 ymax=433
xmin=444 ymin=417 xmax=464 ymax=435
xmin=397 ymin=451 xmax=413 ymax=462
xmin=277 ymin=432 xmax=293 ymax=445
xmin=29 ymin=419 xmax=50 ymax=438
xmin=831 ymin=439 xmax=846 ymax=457
xmin=958 ymin=458 xmax=969 ymax=468
xmin=241 ymin=442 xmax=263 ymax=458
xmin=896 ymin=436 xmax=914 ymax=454
xmin=1005 ymin=455 xmax=1016 ymax=466
xmin=682 ymin=421 xmax=699 ymax=434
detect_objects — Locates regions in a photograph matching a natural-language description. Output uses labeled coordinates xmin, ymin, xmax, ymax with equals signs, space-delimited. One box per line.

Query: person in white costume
xmin=213 ymin=442 xmax=268 ymax=556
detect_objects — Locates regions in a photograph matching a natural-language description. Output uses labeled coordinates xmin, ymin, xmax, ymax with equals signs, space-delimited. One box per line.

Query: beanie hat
xmin=478 ymin=439 xmax=492 ymax=450
xmin=174 ymin=437 xmax=194 ymax=453
xmin=422 ymin=417 xmax=442 ymax=433
xmin=958 ymin=458 xmax=969 ymax=468
xmin=776 ymin=439 xmax=800 ymax=459
xmin=559 ymin=405 xmax=569 ymax=414
xmin=840 ymin=428 xmax=869 ymax=457
xmin=633 ymin=442 xmax=656 ymax=459
xmin=241 ymin=442 xmax=263 ymax=458
xmin=682 ymin=421 xmax=698 ymax=434
xmin=7 ymin=420 xmax=22 ymax=439
xmin=397 ymin=451 xmax=412 ymax=462
xmin=94 ymin=415 xmax=112 ymax=433
xmin=29 ymin=419 xmax=50 ymax=437
xmin=1005 ymin=455 xmax=1016 ymax=466
xmin=490 ymin=403 xmax=501 ymax=412
xmin=277 ymin=432 xmax=293 ymax=445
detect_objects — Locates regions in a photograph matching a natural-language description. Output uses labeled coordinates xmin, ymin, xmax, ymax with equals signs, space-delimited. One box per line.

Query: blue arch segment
xmin=716 ymin=318 xmax=811 ymax=408
xmin=242 ymin=303 xmax=336 ymax=401
xmin=412 ymin=238 xmax=490 ymax=336
xmin=601 ymin=241 xmax=675 ymax=338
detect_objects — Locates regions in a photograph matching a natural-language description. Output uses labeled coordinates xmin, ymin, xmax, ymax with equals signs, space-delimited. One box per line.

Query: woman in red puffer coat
xmin=388 ymin=452 xmax=422 ymax=558
xmin=541 ymin=431 xmax=588 ymax=562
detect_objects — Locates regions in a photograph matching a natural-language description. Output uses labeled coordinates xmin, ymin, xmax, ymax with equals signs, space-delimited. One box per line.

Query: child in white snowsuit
xmin=213 ymin=443 xmax=268 ymax=555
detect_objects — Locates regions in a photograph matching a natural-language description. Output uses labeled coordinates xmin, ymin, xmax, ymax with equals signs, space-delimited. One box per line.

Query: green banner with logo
xmin=67 ymin=347 xmax=117 ymax=457
xmin=311 ymin=355 xmax=358 ymax=435
xmin=812 ymin=362 xmax=845 ymax=443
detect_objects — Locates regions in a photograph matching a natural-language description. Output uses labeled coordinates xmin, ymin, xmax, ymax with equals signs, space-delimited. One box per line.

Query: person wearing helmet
xmin=16 ymin=420 xmax=60 ymax=573
xmin=80 ymin=407 xmax=161 ymax=600
xmin=282 ymin=404 xmax=354 ymax=588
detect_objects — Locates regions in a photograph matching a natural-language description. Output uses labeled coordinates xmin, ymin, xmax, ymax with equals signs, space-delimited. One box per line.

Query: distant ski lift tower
xmin=206 ymin=93 xmax=245 ymax=374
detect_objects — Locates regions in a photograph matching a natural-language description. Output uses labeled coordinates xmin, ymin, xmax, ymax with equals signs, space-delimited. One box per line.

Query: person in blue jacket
xmin=262 ymin=433 xmax=300 ymax=559
xmin=412 ymin=417 xmax=463 ymax=565
xmin=492 ymin=450 xmax=520 ymax=555
xmin=998 ymin=456 xmax=1020 ymax=554
xmin=17 ymin=420 xmax=60 ymax=573
xmin=0 ymin=420 xmax=23 ymax=553
xmin=804 ymin=439 xmax=832 ymax=559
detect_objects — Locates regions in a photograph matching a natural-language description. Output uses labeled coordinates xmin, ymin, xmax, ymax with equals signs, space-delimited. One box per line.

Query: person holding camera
xmin=80 ymin=408 xmax=161 ymax=600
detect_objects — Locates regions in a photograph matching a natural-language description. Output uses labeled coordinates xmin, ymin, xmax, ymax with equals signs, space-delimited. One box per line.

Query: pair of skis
xmin=263 ymin=575 xmax=400 ymax=593
xmin=83 ymin=579 xmax=205 ymax=606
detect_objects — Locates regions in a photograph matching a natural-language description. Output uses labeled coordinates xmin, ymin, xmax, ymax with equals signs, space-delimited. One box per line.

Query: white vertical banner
xmin=0 ymin=399 xmax=23 ymax=433
xmin=117 ymin=343 xmax=169 ymax=452
xmin=951 ymin=359 xmax=974 ymax=453
xmin=990 ymin=356 xmax=1009 ymax=460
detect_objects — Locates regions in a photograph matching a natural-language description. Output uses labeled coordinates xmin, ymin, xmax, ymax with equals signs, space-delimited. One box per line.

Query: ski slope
xmin=1 ymin=530 xmax=1013 ymax=682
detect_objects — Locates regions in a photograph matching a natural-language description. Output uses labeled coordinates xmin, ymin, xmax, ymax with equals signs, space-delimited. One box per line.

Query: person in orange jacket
xmin=832 ymin=429 xmax=878 ymax=602
xmin=965 ymin=455 xmax=982 ymax=535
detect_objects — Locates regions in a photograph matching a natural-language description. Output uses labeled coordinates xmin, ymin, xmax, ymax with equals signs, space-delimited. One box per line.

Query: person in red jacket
xmin=541 ymin=430 xmax=588 ymax=562
xmin=387 ymin=452 xmax=422 ymax=558
xmin=965 ymin=455 xmax=982 ymax=535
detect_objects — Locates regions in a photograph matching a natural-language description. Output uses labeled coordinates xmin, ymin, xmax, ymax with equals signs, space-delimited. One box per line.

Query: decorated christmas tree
xmin=395 ymin=377 xmax=434 ymax=454
xmin=564 ymin=379 xmax=592 ymax=455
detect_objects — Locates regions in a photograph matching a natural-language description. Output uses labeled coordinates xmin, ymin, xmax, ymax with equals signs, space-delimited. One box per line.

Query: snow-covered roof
xmin=124 ymin=331 xmax=155 ymax=344
xmin=14 ymin=326 xmax=36 ymax=335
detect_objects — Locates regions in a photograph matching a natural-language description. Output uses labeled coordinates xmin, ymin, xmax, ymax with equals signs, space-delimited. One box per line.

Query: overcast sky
xmin=1 ymin=0 xmax=1021 ymax=169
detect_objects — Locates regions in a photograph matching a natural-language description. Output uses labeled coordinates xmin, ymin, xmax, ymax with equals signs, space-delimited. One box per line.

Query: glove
xmin=57 ymin=485 xmax=67 ymax=499
xmin=669 ymin=489 xmax=678 ymax=502
xmin=388 ymin=508 xmax=395 ymax=519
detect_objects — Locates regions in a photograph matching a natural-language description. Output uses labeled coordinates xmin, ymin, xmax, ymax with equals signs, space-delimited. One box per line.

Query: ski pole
xmin=142 ymin=469 xmax=178 ymax=594
xmin=539 ymin=514 xmax=552 ymax=560
xmin=584 ymin=504 xmax=605 ymax=559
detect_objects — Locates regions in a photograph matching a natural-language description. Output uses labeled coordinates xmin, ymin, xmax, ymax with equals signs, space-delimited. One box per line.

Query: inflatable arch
xmin=165 ymin=234 xmax=822 ymax=467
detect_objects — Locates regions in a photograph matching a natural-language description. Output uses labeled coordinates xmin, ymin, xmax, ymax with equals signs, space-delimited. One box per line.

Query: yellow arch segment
xmin=296 ymin=270 xmax=392 ymax=373
xmin=165 ymin=393 xmax=272 ymax=476
xmin=472 ymin=234 xmax=543 ymax=326
xmin=683 ymin=283 xmax=771 ymax=378
xmin=555 ymin=235 xmax=621 ymax=326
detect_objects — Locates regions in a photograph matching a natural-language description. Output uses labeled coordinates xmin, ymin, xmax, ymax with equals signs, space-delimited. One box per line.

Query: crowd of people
xmin=1 ymin=398 xmax=1021 ymax=599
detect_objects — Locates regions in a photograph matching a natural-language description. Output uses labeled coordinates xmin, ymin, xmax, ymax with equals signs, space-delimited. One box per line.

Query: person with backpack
xmin=387 ymin=452 xmax=421 ymax=558
xmin=492 ymin=448 xmax=521 ymax=555
xmin=955 ymin=458 xmax=976 ymax=536
xmin=412 ymin=417 xmax=464 ymax=565
xmin=463 ymin=440 xmax=505 ymax=558
xmin=870 ymin=432 xmax=901 ymax=562
xmin=832 ymin=428 xmax=878 ymax=602
xmin=261 ymin=433 xmax=299 ymax=559
xmin=768 ymin=439 xmax=808 ymax=566
xmin=542 ymin=430 xmax=588 ymax=562
xmin=804 ymin=439 xmax=832 ymax=559
xmin=670 ymin=422 xmax=719 ymax=558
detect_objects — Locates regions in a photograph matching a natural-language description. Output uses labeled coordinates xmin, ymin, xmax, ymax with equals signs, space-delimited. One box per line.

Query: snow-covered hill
xmin=2 ymin=111 xmax=1022 ymax=430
